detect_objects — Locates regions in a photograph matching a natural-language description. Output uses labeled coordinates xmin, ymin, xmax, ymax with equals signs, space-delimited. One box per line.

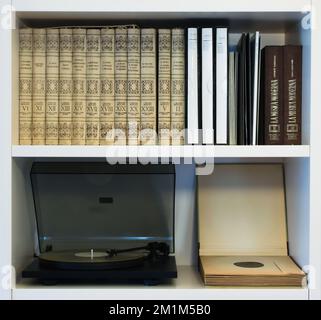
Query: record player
xmin=22 ymin=163 xmax=177 ymax=285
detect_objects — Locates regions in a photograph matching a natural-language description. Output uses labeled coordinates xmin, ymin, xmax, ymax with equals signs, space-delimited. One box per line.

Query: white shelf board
xmin=13 ymin=266 xmax=308 ymax=300
xmin=12 ymin=0 xmax=310 ymax=13
xmin=11 ymin=145 xmax=310 ymax=159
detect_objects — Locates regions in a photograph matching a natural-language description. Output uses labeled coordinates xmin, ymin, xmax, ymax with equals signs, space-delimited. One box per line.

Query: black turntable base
xmin=22 ymin=256 xmax=177 ymax=286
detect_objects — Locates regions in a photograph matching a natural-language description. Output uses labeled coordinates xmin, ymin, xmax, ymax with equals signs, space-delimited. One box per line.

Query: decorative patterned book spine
xmin=171 ymin=29 xmax=185 ymax=145
xmin=100 ymin=28 xmax=115 ymax=145
xmin=114 ymin=27 xmax=128 ymax=145
xmin=45 ymin=29 xmax=59 ymax=145
xmin=262 ymin=46 xmax=283 ymax=145
xmin=140 ymin=28 xmax=157 ymax=145
xmin=284 ymin=45 xmax=302 ymax=145
xmin=86 ymin=29 xmax=101 ymax=145
xmin=158 ymin=29 xmax=171 ymax=145
xmin=58 ymin=28 xmax=73 ymax=145
xmin=127 ymin=27 xmax=141 ymax=145
xmin=72 ymin=28 xmax=86 ymax=145
xmin=19 ymin=28 xmax=33 ymax=145
xmin=32 ymin=28 xmax=46 ymax=145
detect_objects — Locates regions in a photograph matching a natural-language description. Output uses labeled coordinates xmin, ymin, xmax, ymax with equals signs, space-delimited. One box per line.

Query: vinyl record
xmin=39 ymin=250 xmax=148 ymax=270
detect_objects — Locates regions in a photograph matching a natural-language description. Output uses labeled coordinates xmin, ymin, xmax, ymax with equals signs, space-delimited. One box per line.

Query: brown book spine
xmin=283 ymin=45 xmax=302 ymax=145
xmin=263 ymin=46 xmax=284 ymax=145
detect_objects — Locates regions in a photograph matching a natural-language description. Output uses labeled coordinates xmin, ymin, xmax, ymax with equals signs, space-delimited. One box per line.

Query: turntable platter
xmin=39 ymin=250 xmax=148 ymax=270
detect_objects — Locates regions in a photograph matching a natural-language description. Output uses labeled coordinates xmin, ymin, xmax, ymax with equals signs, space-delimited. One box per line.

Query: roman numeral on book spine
xmin=171 ymin=29 xmax=185 ymax=145
xmin=45 ymin=29 xmax=59 ymax=145
xmin=86 ymin=29 xmax=101 ymax=145
xmin=158 ymin=29 xmax=171 ymax=145
xmin=58 ymin=28 xmax=73 ymax=145
xmin=114 ymin=28 xmax=128 ymax=145
xmin=72 ymin=28 xmax=86 ymax=145
xmin=100 ymin=28 xmax=115 ymax=145
xmin=32 ymin=28 xmax=46 ymax=145
xmin=19 ymin=28 xmax=33 ymax=145
xmin=141 ymin=28 xmax=157 ymax=145
xmin=127 ymin=27 xmax=141 ymax=145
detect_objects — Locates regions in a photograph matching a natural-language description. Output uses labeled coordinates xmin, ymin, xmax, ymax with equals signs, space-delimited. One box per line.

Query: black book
xmin=245 ymin=33 xmax=252 ymax=145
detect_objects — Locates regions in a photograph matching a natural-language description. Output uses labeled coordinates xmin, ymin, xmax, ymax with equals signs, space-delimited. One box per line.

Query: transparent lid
xmin=31 ymin=163 xmax=175 ymax=253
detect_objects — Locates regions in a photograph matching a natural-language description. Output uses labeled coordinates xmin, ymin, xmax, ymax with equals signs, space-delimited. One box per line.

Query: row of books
xmin=19 ymin=26 xmax=185 ymax=145
xmin=19 ymin=26 xmax=302 ymax=146
xmin=187 ymin=28 xmax=302 ymax=145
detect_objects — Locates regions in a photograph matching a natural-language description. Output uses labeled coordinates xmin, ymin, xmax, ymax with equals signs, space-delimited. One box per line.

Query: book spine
xmin=141 ymin=28 xmax=157 ymax=145
xmin=187 ymin=28 xmax=198 ymax=145
xmin=251 ymin=32 xmax=261 ymax=145
xmin=86 ymin=29 xmax=101 ymax=145
xmin=234 ymin=52 xmax=239 ymax=144
xmin=32 ymin=28 xmax=46 ymax=145
xmin=100 ymin=28 xmax=115 ymax=145
xmin=171 ymin=29 xmax=185 ymax=145
xmin=45 ymin=28 xmax=59 ymax=145
xmin=215 ymin=28 xmax=228 ymax=145
xmin=284 ymin=45 xmax=302 ymax=145
xmin=72 ymin=28 xmax=86 ymax=145
xmin=263 ymin=46 xmax=283 ymax=145
xmin=58 ymin=28 xmax=73 ymax=145
xmin=114 ymin=28 xmax=128 ymax=145
xmin=158 ymin=29 xmax=171 ymax=145
xmin=19 ymin=28 xmax=33 ymax=145
xmin=228 ymin=51 xmax=237 ymax=145
xmin=127 ymin=27 xmax=141 ymax=145
xmin=201 ymin=28 xmax=214 ymax=145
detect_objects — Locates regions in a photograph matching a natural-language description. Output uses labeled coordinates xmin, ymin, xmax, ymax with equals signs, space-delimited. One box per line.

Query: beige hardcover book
xmin=19 ymin=28 xmax=33 ymax=145
xmin=45 ymin=29 xmax=59 ymax=145
xmin=86 ymin=29 xmax=101 ymax=145
xmin=32 ymin=28 xmax=46 ymax=145
xmin=72 ymin=28 xmax=86 ymax=145
xmin=58 ymin=28 xmax=73 ymax=145
xmin=198 ymin=164 xmax=306 ymax=287
xmin=114 ymin=27 xmax=127 ymax=145
xmin=100 ymin=28 xmax=115 ymax=145
xmin=158 ymin=29 xmax=171 ymax=145
xmin=127 ymin=27 xmax=141 ymax=145
xmin=140 ymin=28 xmax=156 ymax=145
xmin=171 ymin=29 xmax=185 ymax=145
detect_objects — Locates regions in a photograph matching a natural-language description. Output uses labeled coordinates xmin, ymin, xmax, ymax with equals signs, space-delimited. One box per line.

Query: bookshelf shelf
xmin=11 ymin=145 xmax=310 ymax=159
xmin=1 ymin=0 xmax=321 ymax=301
xmin=12 ymin=0 xmax=310 ymax=14
xmin=13 ymin=266 xmax=308 ymax=300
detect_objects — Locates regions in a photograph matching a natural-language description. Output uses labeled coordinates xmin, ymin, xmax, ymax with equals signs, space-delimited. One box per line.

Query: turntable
xmin=22 ymin=163 xmax=177 ymax=285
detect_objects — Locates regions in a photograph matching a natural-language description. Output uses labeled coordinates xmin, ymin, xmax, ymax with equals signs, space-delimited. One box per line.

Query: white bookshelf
xmin=13 ymin=266 xmax=308 ymax=300
xmin=12 ymin=145 xmax=310 ymax=159
xmin=1 ymin=0 xmax=321 ymax=301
